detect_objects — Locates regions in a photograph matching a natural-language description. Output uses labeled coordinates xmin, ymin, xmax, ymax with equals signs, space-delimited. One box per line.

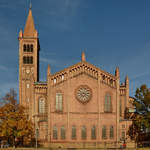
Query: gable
xmin=49 ymin=61 xmax=117 ymax=89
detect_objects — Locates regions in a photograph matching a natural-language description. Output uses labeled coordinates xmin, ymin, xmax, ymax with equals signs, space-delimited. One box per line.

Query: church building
xmin=18 ymin=7 xmax=134 ymax=148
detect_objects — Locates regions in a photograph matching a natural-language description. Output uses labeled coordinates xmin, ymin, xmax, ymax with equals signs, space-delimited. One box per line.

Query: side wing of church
xmin=18 ymin=8 xmax=134 ymax=148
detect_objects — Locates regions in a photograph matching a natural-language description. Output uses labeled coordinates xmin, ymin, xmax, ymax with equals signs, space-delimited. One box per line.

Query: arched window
xmin=53 ymin=126 xmax=58 ymax=139
xmin=30 ymin=56 xmax=33 ymax=64
xmin=30 ymin=44 xmax=33 ymax=52
xmin=110 ymin=126 xmax=114 ymax=139
xmin=23 ymin=56 xmax=33 ymax=64
xmin=72 ymin=126 xmax=76 ymax=139
xmin=56 ymin=93 xmax=63 ymax=111
xmin=27 ymin=44 xmax=30 ymax=51
xmin=23 ymin=56 xmax=26 ymax=64
xmin=91 ymin=125 xmax=96 ymax=139
xmin=104 ymin=94 xmax=112 ymax=112
xmin=102 ymin=125 xmax=107 ymax=139
xmin=61 ymin=126 xmax=66 ymax=139
xmin=27 ymin=56 xmax=30 ymax=64
xmin=81 ymin=126 xmax=86 ymax=139
xmin=23 ymin=44 xmax=26 ymax=52
xmin=39 ymin=98 xmax=45 ymax=113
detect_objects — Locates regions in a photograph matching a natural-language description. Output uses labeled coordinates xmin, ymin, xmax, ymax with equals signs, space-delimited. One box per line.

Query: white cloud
xmin=40 ymin=57 xmax=57 ymax=64
xmin=46 ymin=0 xmax=81 ymax=17
xmin=130 ymin=71 xmax=150 ymax=81
xmin=0 ymin=65 xmax=8 ymax=71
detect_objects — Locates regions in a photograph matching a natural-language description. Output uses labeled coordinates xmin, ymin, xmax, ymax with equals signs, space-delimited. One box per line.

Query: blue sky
xmin=0 ymin=0 xmax=150 ymax=97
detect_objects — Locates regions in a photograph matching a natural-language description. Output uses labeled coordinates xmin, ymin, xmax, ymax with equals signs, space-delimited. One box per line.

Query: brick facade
xmin=18 ymin=8 xmax=133 ymax=148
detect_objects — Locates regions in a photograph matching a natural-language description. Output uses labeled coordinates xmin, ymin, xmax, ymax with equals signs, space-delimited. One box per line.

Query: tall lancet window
xmin=110 ymin=126 xmax=114 ymax=139
xmin=102 ymin=125 xmax=107 ymax=139
xmin=72 ymin=126 xmax=76 ymax=139
xmin=104 ymin=94 xmax=112 ymax=112
xmin=61 ymin=126 xmax=66 ymax=140
xmin=39 ymin=98 xmax=45 ymax=114
xmin=27 ymin=44 xmax=30 ymax=51
xmin=56 ymin=93 xmax=63 ymax=111
xmin=23 ymin=44 xmax=27 ymax=52
xmin=53 ymin=126 xmax=58 ymax=139
xmin=91 ymin=125 xmax=96 ymax=139
xmin=30 ymin=44 xmax=33 ymax=52
xmin=81 ymin=126 xmax=86 ymax=139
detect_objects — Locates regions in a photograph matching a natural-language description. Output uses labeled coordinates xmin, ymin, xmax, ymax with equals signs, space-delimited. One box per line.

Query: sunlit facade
xmin=18 ymin=7 xmax=134 ymax=148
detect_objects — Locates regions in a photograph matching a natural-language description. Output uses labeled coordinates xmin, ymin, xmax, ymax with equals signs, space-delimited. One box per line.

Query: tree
xmin=128 ymin=84 xmax=150 ymax=144
xmin=0 ymin=89 xmax=34 ymax=147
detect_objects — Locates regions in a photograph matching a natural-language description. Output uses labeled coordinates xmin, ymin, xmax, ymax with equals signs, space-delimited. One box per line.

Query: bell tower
xmin=18 ymin=7 xmax=40 ymax=109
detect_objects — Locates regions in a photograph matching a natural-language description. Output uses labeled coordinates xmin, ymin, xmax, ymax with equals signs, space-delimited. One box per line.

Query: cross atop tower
xmin=29 ymin=0 xmax=32 ymax=9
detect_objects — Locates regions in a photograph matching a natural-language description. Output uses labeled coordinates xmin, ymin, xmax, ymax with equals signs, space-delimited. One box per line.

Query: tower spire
xmin=24 ymin=3 xmax=37 ymax=37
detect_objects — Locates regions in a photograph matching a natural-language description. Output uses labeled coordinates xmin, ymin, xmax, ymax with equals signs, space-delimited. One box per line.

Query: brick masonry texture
xmin=18 ymin=8 xmax=134 ymax=149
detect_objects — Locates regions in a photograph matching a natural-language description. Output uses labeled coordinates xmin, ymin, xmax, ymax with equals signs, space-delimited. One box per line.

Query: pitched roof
xmin=50 ymin=61 xmax=116 ymax=80
xmin=24 ymin=8 xmax=36 ymax=37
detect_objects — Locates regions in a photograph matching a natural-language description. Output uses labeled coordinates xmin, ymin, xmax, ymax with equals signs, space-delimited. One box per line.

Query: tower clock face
xmin=75 ymin=85 xmax=92 ymax=103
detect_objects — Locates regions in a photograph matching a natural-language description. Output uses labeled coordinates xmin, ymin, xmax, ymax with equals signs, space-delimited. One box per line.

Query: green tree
xmin=128 ymin=84 xmax=150 ymax=144
xmin=0 ymin=89 xmax=34 ymax=147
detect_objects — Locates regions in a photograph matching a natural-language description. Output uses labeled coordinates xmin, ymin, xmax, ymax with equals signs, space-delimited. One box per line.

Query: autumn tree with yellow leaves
xmin=0 ymin=89 xmax=34 ymax=147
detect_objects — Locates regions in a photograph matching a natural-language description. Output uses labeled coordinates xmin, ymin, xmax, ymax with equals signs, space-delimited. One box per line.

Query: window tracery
xmin=23 ymin=44 xmax=33 ymax=52
xmin=75 ymin=85 xmax=92 ymax=104
xmin=23 ymin=56 xmax=33 ymax=64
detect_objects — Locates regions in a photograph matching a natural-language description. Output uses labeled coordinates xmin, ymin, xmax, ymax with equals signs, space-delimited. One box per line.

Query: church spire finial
xmin=47 ymin=64 xmax=51 ymax=76
xmin=115 ymin=66 xmax=120 ymax=77
xmin=125 ymin=75 xmax=129 ymax=86
xmin=29 ymin=0 xmax=32 ymax=9
xmin=81 ymin=51 xmax=86 ymax=62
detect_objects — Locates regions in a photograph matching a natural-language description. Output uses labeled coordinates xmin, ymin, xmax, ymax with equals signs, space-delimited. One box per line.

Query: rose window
xmin=75 ymin=85 xmax=92 ymax=103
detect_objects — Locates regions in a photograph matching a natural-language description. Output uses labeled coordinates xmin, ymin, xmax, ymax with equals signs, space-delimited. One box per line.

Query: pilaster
xmin=115 ymin=67 xmax=120 ymax=143
xmin=125 ymin=75 xmax=129 ymax=107
xmin=97 ymin=70 xmax=101 ymax=142
xmin=47 ymin=67 xmax=51 ymax=142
